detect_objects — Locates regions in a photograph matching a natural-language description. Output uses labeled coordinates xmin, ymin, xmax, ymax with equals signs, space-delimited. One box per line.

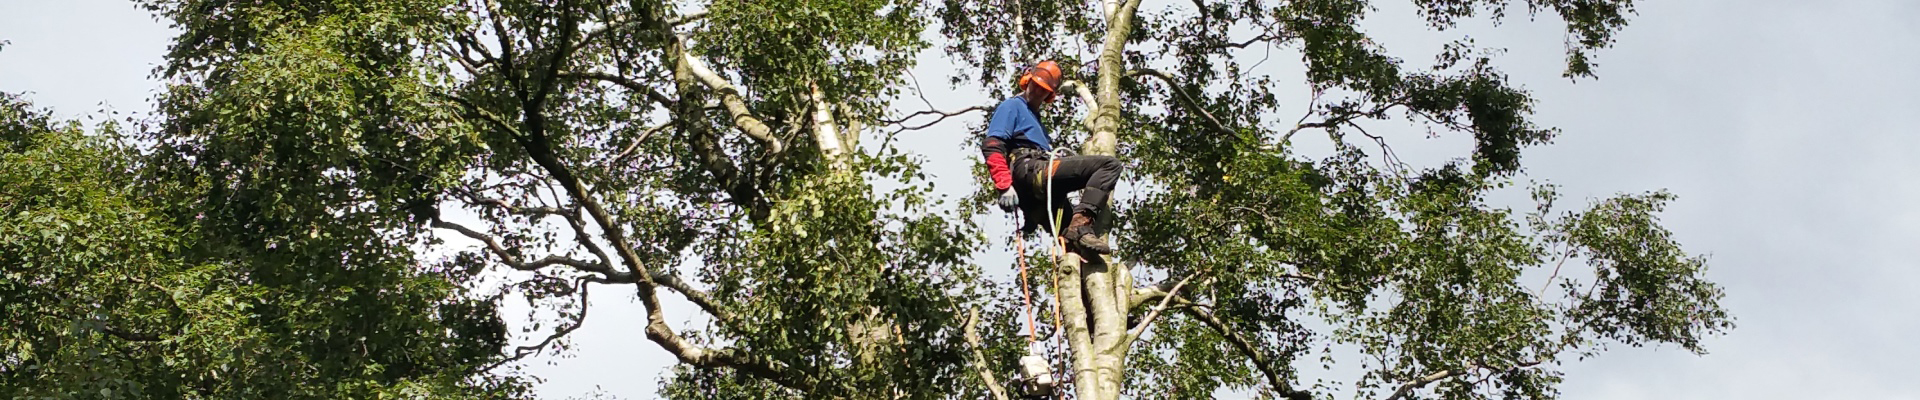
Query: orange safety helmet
xmin=1017 ymin=60 xmax=1063 ymax=94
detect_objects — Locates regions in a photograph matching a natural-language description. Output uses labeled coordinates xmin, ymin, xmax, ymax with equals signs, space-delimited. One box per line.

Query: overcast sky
xmin=3 ymin=0 xmax=1917 ymax=399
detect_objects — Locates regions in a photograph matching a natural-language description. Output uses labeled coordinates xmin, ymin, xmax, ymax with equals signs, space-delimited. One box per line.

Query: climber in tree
xmin=982 ymin=60 xmax=1124 ymax=255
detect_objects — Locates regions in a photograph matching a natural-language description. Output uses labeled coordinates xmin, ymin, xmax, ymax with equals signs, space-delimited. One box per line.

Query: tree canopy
xmin=0 ymin=0 xmax=1730 ymax=399
xmin=0 ymin=91 xmax=526 ymax=398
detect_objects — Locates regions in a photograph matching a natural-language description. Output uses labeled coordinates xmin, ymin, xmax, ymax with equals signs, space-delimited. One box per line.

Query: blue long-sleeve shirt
xmin=984 ymin=96 xmax=1050 ymax=151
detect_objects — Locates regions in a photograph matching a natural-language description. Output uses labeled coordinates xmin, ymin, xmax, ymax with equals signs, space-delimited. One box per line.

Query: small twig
xmin=1343 ymin=121 xmax=1409 ymax=180
xmin=1538 ymin=245 xmax=1575 ymax=297
xmin=880 ymin=105 xmax=994 ymax=131
xmin=903 ymin=69 xmax=938 ymax=110
xmin=476 ymin=277 xmax=594 ymax=373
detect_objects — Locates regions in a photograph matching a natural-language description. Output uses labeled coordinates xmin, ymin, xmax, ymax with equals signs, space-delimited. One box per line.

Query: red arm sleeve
xmin=982 ymin=137 xmax=1014 ymax=191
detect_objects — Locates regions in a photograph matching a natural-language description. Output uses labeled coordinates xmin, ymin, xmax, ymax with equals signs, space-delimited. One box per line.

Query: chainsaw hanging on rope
xmin=1013 ymin=225 xmax=1059 ymax=398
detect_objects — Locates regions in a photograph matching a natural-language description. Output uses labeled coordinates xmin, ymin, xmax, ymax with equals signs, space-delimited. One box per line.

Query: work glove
xmin=995 ymin=189 xmax=1019 ymax=213
xmin=1052 ymin=147 xmax=1077 ymax=158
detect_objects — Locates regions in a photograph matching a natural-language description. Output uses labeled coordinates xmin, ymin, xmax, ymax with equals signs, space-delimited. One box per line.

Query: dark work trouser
xmin=1010 ymin=154 xmax=1123 ymax=234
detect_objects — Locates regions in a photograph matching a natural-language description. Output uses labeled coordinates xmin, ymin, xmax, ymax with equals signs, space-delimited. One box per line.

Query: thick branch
xmin=1081 ymin=260 xmax=1125 ymax=398
xmin=1084 ymin=0 xmax=1146 ymax=156
xmin=646 ymin=270 xmax=736 ymax=327
xmin=1058 ymin=80 xmax=1100 ymax=130
xmin=808 ymin=82 xmax=846 ymax=164
xmin=669 ymin=43 xmax=764 ymax=217
xmin=964 ymin=308 xmax=1015 ymax=400
xmin=527 ymin=0 xmax=579 ymax=113
xmin=676 ymin=35 xmax=783 ymax=153
xmin=645 ymin=315 xmax=821 ymax=393
xmin=1127 ymin=273 xmax=1198 ymax=340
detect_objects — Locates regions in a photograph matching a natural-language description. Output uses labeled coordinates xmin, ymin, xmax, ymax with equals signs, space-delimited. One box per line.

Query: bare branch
xmin=431 ymin=219 xmax=616 ymax=276
xmin=1218 ymin=33 xmax=1280 ymax=49
xmin=881 ymin=105 xmax=993 ymax=132
xmin=557 ymin=71 xmax=679 ymax=110
xmin=461 ymin=195 xmax=571 ymax=218
xmin=477 ymin=277 xmax=594 ymax=373
xmin=559 ymin=208 xmax=616 ymax=272
xmin=1538 ymin=245 xmax=1576 ymax=297
xmin=581 ymin=10 xmax=708 ymax=46
xmin=1130 ymin=68 xmax=1233 ymax=137
xmin=1277 ymin=91 xmax=1325 ymax=147
xmin=1130 ymin=270 xmax=1315 ymax=310
xmin=1343 ymin=120 xmax=1410 ymax=179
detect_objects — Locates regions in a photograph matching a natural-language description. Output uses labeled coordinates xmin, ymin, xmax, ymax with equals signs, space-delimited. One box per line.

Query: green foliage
xmin=136 ymin=0 xmax=987 ymax=398
xmin=938 ymin=0 xmax=1728 ymax=399
xmin=1 ymin=88 xmax=521 ymax=398
xmin=675 ymin=160 xmax=983 ymax=399
xmin=53 ymin=0 xmax=1728 ymax=399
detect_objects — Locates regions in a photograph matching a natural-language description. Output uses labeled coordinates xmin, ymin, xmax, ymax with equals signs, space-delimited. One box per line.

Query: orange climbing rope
xmin=1016 ymin=234 xmax=1037 ymax=343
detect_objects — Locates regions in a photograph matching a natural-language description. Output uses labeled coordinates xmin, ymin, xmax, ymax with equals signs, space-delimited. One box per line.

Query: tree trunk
xmin=1059 ymin=1 xmax=1145 ymax=398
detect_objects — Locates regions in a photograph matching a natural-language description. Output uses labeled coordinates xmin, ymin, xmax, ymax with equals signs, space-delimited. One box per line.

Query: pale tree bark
xmin=809 ymin=82 xmax=848 ymax=166
xmin=1047 ymin=0 xmax=1149 ymax=398
xmin=432 ymin=5 xmax=859 ymax=395
xmin=964 ymin=308 xmax=1015 ymax=400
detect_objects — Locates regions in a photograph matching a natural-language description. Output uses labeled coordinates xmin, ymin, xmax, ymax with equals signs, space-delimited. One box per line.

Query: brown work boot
xmin=1062 ymin=212 xmax=1112 ymax=254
